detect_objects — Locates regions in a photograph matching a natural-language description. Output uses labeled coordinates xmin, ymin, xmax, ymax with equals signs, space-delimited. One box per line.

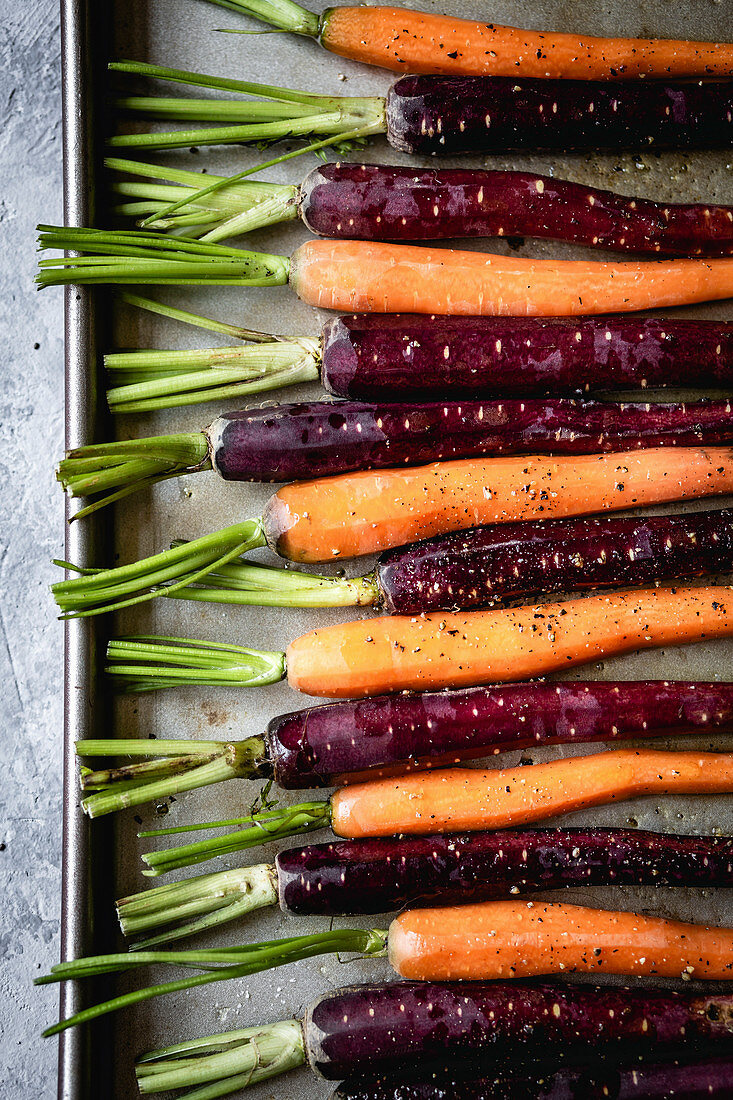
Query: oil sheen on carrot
xmin=322 ymin=7 xmax=733 ymax=80
xmin=290 ymin=240 xmax=733 ymax=316
xmin=265 ymin=446 xmax=733 ymax=563
xmin=387 ymin=900 xmax=733 ymax=980
xmin=286 ymin=586 xmax=733 ymax=698
xmin=330 ymin=749 xmax=733 ymax=837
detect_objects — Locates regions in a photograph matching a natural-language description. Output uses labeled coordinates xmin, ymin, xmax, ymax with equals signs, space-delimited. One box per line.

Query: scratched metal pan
xmin=59 ymin=0 xmax=733 ymax=1097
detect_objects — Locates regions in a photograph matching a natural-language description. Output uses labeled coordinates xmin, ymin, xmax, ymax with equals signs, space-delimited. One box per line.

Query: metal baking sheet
xmin=60 ymin=1 xmax=733 ymax=1097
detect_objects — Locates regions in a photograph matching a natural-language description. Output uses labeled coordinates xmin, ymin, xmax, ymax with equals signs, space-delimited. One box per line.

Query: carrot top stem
xmin=119 ymin=292 xmax=281 ymax=342
xmin=36 ymin=226 xmax=291 ymax=288
xmin=135 ymin=1019 xmax=306 ymax=1095
xmin=109 ymin=157 xmax=299 ymax=241
xmin=118 ymin=863 xmax=279 ymax=949
xmin=104 ymin=636 xmax=285 ymax=693
xmin=77 ymin=733 xmax=270 ymax=818
xmin=106 ymin=340 xmax=320 ymax=414
xmin=58 ymin=432 xmax=211 ymax=520
xmin=202 ymin=0 xmax=320 ymax=37
xmin=51 ymin=520 xmax=268 ymax=617
xmin=139 ymin=800 xmax=332 ymax=876
xmin=108 ymin=60 xmax=385 ymax=153
xmin=36 ymin=928 xmax=387 ymax=1037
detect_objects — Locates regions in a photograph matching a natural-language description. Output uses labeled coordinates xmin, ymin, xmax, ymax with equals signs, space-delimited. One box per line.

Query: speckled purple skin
xmin=320 ymin=315 xmax=733 ymax=399
xmin=332 ymin=1056 xmax=733 ymax=1099
xmin=300 ymin=164 xmax=733 ymax=256
xmin=304 ymin=981 xmax=733 ymax=1080
xmin=266 ymin=680 xmax=733 ymax=788
xmin=377 ymin=508 xmax=733 ymax=614
xmin=385 ymin=76 xmax=733 ymax=156
xmin=209 ymin=399 xmax=733 ymax=483
xmin=276 ymin=828 xmax=733 ymax=916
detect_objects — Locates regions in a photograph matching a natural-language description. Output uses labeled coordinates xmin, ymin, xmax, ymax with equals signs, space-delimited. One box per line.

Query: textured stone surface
xmin=0 ymin=0 xmax=65 ymax=1093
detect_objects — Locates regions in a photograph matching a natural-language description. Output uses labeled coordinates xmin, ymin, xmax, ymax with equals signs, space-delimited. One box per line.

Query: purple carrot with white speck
xmin=109 ymin=64 xmax=733 ymax=159
xmin=115 ymin=828 xmax=733 ymax=946
xmin=131 ymin=982 xmax=733 ymax=1097
xmin=102 ymin=299 xmax=733 ymax=414
xmin=333 ymin=1055 xmax=733 ymax=1100
xmin=114 ymin=159 xmax=733 ymax=256
xmin=77 ymin=679 xmax=733 ymax=822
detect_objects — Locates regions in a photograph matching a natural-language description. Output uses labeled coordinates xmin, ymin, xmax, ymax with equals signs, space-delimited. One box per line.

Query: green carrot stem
xmin=57 ymin=432 xmax=211 ymax=519
xmin=77 ymin=734 xmax=269 ymax=818
xmin=135 ymin=1018 xmax=306 ymax=1096
xmin=106 ymin=339 xmax=320 ymax=413
xmin=108 ymin=157 xmax=299 ymax=240
xmin=107 ymin=60 xmax=385 ymax=154
xmin=36 ymin=227 xmax=291 ymax=289
xmin=139 ymin=800 xmax=332 ymax=876
xmin=37 ymin=928 xmax=387 ymax=1037
xmin=51 ymin=519 xmax=267 ymax=618
xmin=199 ymin=0 xmax=321 ymax=36
xmin=119 ymin=292 xmax=282 ymax=342
xmin=105 ymin=636 xmax=286 ymax=693
xmin=118 ymin=863 xmax=279 ymax=948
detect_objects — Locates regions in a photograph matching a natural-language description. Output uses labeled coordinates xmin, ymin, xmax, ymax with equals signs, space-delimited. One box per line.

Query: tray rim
xmin=58 ymin=0 xmax=116 ymax=1095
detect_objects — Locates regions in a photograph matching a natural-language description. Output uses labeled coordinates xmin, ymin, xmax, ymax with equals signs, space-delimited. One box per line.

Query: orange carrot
xmin=287 ymin=585 xmax=733 ymax=698
xmin=388 ymin=899 xmax=733 ymax=981
xmin=288 ymin=585 xmax=733 ymax=698
xmin=265 ymin=446 xmax=733 ymax=563
xmin=320 ymin=7 xmax=733 ymax=79
xmin=290 ymin=240 xmax=733 ymax=317
xmin=331 ymin=748 xmax=733 ymax=838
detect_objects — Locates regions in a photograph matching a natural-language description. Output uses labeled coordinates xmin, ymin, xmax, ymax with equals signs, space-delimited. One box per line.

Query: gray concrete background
xmin=0 ymin=0 xmax=65 ymax=1093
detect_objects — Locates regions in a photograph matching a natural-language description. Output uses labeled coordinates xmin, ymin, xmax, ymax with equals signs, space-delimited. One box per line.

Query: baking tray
xmin=59 ymin=1 xmax=733 ymax=1098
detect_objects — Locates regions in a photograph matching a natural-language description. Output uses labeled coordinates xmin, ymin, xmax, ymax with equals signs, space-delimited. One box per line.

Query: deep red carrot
xmin=105 ymin=305 xmax=733 ymax=414
xmin=115 ymin=828 xmax=733 ymax=948
xmin=107 ymin=63 xmax=733 ymax=158
xmin=130 ymin=982 xmax=733 ymax=1096
xmin=114 ymin=159 xmax=733 ymax=257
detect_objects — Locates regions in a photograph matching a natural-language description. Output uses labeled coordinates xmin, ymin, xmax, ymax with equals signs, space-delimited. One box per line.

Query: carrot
xmin=330 ymin=748 xmax=733 ymax=838
xmin=290 ymin=240 xmax=733 ymax=317
xmin=388 ymin=899 xmax=733 ymax=981
xmin=267 ymin=446 xmax=733 ymax=562
xmin=37 ymin=228 xmax=733 ymax=319
xmin=322 ymin=7 xmax=733 ymax=79
xmin=286 ymin=584 xmax=733 ymax=697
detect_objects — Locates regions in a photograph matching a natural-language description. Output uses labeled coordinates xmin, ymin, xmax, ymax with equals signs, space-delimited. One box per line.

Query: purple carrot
xmin=59 ymin=396 xmax=733 ymax=514
xmin=300 ymin=164 xmax=733 ymax=256
xmin=210 ymin=396 xmax=733 ymax=481
xmin=321 ymin=315 xmax=733 ymax=399
xmin=323 ymin=314 xmax=733 ymax=400
xmin=80 ymin=679 xmax=733 ymax=822
xmin=104 ymin=310 xmax=733 ymax=415
xmin=115 ymin=160 xmax=733 ymax=257
xmin=376 ymin=508 xmax=733 ymax=614
xmin=133 ymin=982 xmax=733 ymax=1094
xmin=266 ymin=679 xmax=733 ymax=789
xmin=305 ymin=982 xmax=733 ymax=1079
xmin=111 ymin=65 xmax=733 ymax=159
xmin=116 ymin=828 xmax=733 ymax=944
xmin=333 ymin=1056 xmax=733 ymax=1100
xmin=386 ymin=76 xmax=733 ymax=156
xmin=276 ymin=828 xmax=733 ymax=915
